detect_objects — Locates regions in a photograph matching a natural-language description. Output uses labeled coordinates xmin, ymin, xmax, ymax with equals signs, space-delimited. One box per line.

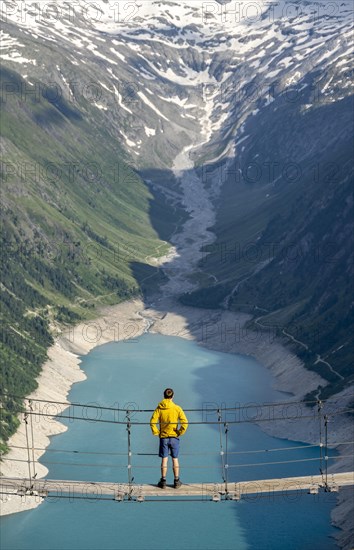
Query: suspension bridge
xmin=1 ymin=395 xmax=353 ymax=503
xmin=1 ymin=473 xmax=354 ymax=502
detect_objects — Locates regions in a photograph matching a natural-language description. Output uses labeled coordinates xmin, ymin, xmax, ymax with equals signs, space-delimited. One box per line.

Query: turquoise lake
xmin=1 ymin=334 xmax=339 ymax=549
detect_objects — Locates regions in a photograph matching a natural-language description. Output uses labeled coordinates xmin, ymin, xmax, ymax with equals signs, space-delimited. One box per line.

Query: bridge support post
xmin=126 ymin=410 xmax=133 ymax=496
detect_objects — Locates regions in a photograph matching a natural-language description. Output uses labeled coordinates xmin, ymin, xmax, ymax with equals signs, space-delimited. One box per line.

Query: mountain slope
xmin=181 ymin=74 xmax=354 ymax=398
xmin=0 ymin=65 xmax=170 ymax=451
xmin=0 ymin=0 xmax=353 ymax=445
xmin=192 ymin=68 xmax=353 ymax=547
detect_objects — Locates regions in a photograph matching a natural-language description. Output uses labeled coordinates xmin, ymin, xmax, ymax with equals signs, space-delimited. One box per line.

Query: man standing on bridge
xmin=150 ymin=388 xmax=188 ymax=488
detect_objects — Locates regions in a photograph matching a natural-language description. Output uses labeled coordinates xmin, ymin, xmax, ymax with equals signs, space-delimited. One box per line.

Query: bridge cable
xmin=3 ymin=454 xmax=353 ymax=470
xmin=2 ymin=406 xmax=353 ymax=426
xmin=4 ymin=440 xmax=354 ymax=458
xmin=2 ymin=391 xmax=354 ymax=413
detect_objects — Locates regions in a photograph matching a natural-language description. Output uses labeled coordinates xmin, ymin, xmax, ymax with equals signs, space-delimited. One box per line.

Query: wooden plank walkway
xmin=1 ymin=472 xmax=353 ymax=501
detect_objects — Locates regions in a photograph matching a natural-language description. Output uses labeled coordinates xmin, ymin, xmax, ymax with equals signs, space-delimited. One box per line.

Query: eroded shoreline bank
xmin=0 ymin=298 xmax=352 ymax=548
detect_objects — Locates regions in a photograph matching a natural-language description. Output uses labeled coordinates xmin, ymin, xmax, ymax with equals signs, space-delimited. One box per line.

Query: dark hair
xmin=164 ymin=388 xmax=174 ymax=399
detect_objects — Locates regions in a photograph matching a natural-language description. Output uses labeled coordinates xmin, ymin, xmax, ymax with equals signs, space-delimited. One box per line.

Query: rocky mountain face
xmin=0 ymin=1 xmax=353 ymax=438
xmin=3 ymin=1 xmax=352 ymax=163
xmin=208 ymin=91 xmax=353 ymax=400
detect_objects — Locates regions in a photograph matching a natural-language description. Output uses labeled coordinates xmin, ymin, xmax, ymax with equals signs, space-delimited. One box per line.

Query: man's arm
xmin=176 ymin=407 xmax=188 ymax=436
xmin=150 ymin=408 xmax=160 ymax=436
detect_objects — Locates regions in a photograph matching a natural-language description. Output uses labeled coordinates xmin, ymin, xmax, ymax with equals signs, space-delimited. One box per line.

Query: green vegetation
xmin=0 ymin=67 xmax=170 ymax=452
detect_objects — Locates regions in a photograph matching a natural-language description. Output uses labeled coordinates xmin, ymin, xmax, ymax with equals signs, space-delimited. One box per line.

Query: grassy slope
xmin=0 ymin=66 xmax=170 ymax=451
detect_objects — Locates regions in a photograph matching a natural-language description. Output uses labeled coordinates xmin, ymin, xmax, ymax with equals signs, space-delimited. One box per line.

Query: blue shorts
xmin=159 ymin=437 xmax=180 ymax=458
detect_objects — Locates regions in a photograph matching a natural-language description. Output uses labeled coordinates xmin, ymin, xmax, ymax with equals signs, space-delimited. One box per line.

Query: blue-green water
xmin=1 ymin=334 xmax=339 ymax=549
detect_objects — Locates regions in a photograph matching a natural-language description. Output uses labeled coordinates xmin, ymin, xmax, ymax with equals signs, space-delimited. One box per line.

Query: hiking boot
xmin=174 ymin=478 xmax=182 ymax=489
xmin=157 ymin=478 xmax=166 ymax=489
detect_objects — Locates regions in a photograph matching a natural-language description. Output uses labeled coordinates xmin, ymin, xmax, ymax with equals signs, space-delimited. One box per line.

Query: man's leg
xmin=170 ymin=438 xmax=182 ymax=488
xmin=172 ymin=457 xmax=179 ymax=479
xmin=158 ymin=439 xmax=168 ymax=487
xmin=161 ymin=457 xmax=168 ymax=478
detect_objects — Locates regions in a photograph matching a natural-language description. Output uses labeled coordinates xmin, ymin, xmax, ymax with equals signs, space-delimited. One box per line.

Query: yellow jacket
xmin=150 ymin=399 xmax=188 ymax=438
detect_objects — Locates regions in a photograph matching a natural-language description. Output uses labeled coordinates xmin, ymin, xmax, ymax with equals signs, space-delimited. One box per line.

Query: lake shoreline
xmin=1 ymin=298 xmax=352 ymax=548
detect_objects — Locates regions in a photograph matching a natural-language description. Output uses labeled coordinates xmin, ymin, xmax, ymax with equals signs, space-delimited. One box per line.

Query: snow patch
xmin=144 ymin=126 xmax=156 ymax=137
